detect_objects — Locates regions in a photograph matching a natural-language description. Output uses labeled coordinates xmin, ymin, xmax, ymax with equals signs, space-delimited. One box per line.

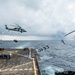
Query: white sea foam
xmin=40 ymin=65 xmax=64 ymax=75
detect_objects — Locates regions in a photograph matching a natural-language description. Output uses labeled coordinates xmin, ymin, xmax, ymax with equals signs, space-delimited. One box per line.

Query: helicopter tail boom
xmin=5 ymin=25 xmax=8 ymax=29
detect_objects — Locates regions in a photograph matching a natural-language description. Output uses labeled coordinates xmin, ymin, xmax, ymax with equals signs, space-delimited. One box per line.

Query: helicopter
xmin=5 ymin=24 xmax=27 ymax=33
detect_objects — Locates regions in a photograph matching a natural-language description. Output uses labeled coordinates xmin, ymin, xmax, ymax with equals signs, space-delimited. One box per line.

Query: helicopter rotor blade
xmin=14 ymin=23 xmax=21 ymax=28
xmin=10 ymin=25 xmax=18 ymax=28
xmin=65 ymin=30 xmax=75 ymax=36
xmin=61 ymin=30 xmax=75 ymax=45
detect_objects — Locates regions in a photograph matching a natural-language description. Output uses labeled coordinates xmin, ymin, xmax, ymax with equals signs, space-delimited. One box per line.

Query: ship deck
xmin=0 ymin=48 xmax=41 ymax=75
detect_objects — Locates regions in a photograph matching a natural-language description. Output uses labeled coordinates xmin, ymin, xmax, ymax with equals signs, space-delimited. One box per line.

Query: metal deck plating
xmin=0 ymin=48 xmax=41 ymax=75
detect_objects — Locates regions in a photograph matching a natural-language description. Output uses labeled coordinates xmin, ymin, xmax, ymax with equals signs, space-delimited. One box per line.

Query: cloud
xmin=0 ymin=35 xmax=51 ymax=40
xmin=0 ymin=0 xmax=75 ymax=39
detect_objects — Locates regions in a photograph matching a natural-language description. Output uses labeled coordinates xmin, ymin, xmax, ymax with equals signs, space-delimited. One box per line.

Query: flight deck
xmin=0 ymin=48 xmax=41 ymax=75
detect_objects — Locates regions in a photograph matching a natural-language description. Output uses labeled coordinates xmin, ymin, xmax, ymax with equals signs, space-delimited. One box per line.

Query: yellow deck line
xmin=33 ymin=58 xmax=37 ymax=75
xmin=0 ymin=68 xmax=33 ymax=72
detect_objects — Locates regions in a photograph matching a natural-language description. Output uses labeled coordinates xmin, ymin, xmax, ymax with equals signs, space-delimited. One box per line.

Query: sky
xmin=0 ymin=0 xmax=75 ymax=40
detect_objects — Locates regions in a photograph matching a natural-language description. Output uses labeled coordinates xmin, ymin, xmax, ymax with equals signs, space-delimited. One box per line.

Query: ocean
xmin=0 ymin=40 xmax=75 ymax=75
